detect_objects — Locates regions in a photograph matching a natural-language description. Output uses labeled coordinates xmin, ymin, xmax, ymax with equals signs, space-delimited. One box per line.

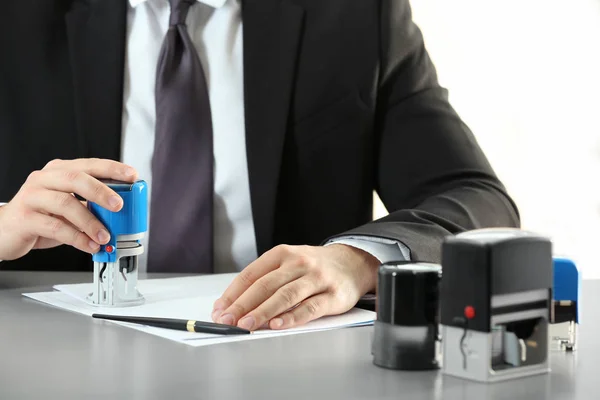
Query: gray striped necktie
xmin=147 ymin=0 xmax=214 ymax=273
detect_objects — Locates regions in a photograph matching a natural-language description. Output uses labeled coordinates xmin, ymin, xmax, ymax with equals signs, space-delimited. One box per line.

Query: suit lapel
xmin=65 ymin=0 xmax=127 ymax=161
xmin=242 ymin=0 xmax=305 ymax=255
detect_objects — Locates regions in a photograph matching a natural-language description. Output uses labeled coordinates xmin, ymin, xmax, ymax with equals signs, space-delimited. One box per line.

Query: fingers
xmin=269 ymin=293 xmax=331 ymax=330
xmin=212 ymin=245 xmax=293 ymax=315
xmin=26 ymin=169 xmax=124 ymax=212
xmin=24 ymin=190 xmax=111 ymax=246
xmin=234 ymin=276 xmax=320 ymax=331
xmin=0 ymin=158 xmax=138 ymax=260
xmin=43 ymin=158 xmax=138 ymax=182
xmin=214 ymin=266 xmax=307 ymax=329
xmin=211 ymin=244 xmax=364 ymax=332
xmin=26 ymin=212 xmax=100 ymax=254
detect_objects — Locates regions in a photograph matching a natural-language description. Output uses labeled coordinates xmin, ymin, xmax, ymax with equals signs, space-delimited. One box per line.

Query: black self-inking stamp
xmin=440 ymin=228 xmax=553 ymax=382
xmin=372 ymin=261 xmax=442 ymax=370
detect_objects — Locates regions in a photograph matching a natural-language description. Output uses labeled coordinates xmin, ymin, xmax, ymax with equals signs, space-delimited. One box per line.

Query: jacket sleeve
xmin=325 ymin=0 xmax=520 ymax=263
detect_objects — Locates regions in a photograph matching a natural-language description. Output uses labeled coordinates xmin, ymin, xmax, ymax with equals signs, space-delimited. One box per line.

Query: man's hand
xmin=0 ymin=158 xmax=138 ymax=261
xmin=211 ymin=244 xmax=380 ymax=331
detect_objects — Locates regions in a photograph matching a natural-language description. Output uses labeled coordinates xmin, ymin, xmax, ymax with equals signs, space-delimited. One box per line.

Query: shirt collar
xmin=129 ymin=0 xmax=228 ymax=9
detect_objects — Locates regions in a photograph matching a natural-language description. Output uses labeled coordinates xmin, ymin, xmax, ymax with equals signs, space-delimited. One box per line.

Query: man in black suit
xmin=0 ymin=0 xmax=518 ymax=331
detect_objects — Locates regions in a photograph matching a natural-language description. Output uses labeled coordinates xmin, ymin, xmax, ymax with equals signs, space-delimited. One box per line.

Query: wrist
xmin=0 ymin=204 xmax=7 ymax=259
xmin=331 ymin=243 xmax=381 ymax=294
xmin=0 ymin=202 xmax=6 ymax=228
xmin=0 ymin=203 xmax=18 ymax=261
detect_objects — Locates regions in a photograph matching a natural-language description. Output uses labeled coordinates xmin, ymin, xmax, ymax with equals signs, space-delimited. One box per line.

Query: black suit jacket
xmin=0 ymin=0 xmax=519 ymax=271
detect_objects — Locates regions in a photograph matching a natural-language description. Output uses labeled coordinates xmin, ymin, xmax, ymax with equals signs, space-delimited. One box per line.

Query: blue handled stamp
xmin=86 ymin=180 xmax=148 ymax=307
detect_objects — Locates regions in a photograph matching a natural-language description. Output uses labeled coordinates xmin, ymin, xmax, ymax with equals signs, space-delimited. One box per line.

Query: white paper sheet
xmin=23 ymin=274 xmax=375 ymax=347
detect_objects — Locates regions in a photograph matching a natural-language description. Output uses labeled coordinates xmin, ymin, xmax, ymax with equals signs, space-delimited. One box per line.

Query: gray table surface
xmin=0 ymin=271 xmax=597 ymax=400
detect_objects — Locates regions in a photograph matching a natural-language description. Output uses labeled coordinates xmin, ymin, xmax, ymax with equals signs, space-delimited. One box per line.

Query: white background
xmin=374 ymin=0 xmax=600 ymax=278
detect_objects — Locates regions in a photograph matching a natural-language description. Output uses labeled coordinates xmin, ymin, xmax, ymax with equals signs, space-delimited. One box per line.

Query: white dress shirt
xmin=0 ymin=0 xmax=410 ymax=268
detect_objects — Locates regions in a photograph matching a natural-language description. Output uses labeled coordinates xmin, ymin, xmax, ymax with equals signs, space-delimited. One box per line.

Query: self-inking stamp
xmin=86 ymin=180 xmax=148 ymax=307
xmin=440 ymin=228 xmax=553 ymax=383
xmin=372 ymin=261 xmax=442 ymax=370
xmin=550 ymin=257 xmax=580 ymax=351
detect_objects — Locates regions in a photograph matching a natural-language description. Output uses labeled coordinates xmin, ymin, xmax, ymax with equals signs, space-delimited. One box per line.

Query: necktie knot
xmin=169 ymin=0 xmax=195 ymax=26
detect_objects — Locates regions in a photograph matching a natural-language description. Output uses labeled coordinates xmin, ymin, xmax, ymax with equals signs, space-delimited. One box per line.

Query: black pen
xmin=92 ymin=314 xmax=251 ymax=335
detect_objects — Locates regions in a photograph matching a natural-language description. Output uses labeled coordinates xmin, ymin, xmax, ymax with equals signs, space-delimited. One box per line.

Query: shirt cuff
xmin=324 ymin=235 xmax=411 ymax=264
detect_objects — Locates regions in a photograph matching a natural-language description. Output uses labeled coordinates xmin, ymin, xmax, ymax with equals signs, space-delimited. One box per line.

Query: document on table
xmin=22 ymin=273 xmax=375 ymax=347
